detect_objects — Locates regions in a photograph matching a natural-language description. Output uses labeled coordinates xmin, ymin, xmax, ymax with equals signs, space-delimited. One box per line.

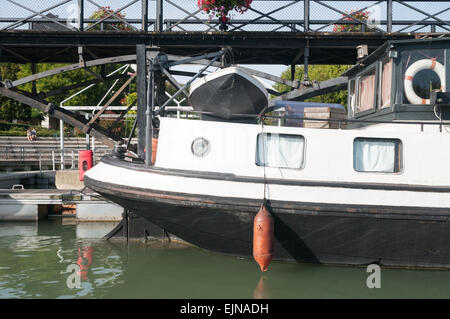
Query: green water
xmin=0 ymin=218 xmax=450 ymax=299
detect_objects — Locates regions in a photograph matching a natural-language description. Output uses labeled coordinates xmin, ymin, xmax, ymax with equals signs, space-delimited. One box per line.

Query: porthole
xmin=191 ymin=137 xmax=210 ymax=157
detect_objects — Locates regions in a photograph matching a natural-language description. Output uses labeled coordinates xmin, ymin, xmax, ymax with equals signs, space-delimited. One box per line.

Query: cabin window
xmin=353 ymin=137 xmax=402 ymax=173
xmin=356 ymin=68 xmax=376 ymax=113
xmin=256 ymin=133 xmax=305 ymax=169
xmin=379 ymin=59 xmax=392 ymax=108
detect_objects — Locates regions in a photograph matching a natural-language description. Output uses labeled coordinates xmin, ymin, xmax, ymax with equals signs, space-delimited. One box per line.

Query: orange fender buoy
xmin=144 ymin=138 xmax=158 ymax=164
xmin=152 ymin=137 xmax=158 ymax=164
xmin=253 ymin=203 xmax=274 ymax=272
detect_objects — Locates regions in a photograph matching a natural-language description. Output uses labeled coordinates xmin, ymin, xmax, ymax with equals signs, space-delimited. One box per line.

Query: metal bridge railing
xmin=0 ymin=0 xmax=449 ymax=33
xmin=0 ymin=146 xmax=80 ymax=170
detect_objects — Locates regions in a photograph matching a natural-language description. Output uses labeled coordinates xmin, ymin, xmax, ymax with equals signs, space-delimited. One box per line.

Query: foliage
xmin=0 ymin=97 xmax=32 ymax=123
xmin=0 ymin=127 xmax=63 ymax=137
xmin=31 ymin=108 xmax=45 ymax=122
xmin=274 ymin=65 xmax=351 ymax=107
xmin=121 ymin=92 xmax=137 ymax=136
xmin=0 ymin=63 xmax=32 ymax=122
xmin=198 ymin=0 xmax=253 ymax=23
xmin=88 ymin=6 xmax=131 ymax=31
xmin=0 ymin=121 xmax=29 ymax=131
xmin=16 ymin=63 xmax=133 ymax=108
xmin=333 ymin=10 xmax=371 ymax=32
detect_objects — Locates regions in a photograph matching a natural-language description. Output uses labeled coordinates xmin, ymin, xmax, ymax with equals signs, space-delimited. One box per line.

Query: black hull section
xmin=85 ymin=176 xmax=450 ymax=268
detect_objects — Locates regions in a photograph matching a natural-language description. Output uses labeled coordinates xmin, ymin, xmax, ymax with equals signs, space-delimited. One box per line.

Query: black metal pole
xmin=156 ymin=0 xmax=163 ymax=32
xmin=387 ymin=0 xmax=393 ymax=33
xmin=290 ymin=64 xmax=295 ymax=91
xmin=136 ymin=44 xmax=147 ymax=159
xmin=145 ymin=59 xmax=154 ymax=166
xmin=142 ymin=0 xmax=148 ymax=32
xmin=303 ymin=46 xmax=310 ymax=83
xmin=304 ymin=0 xmax=310 ymax=32
xmin=78 ymin=0 xmax=84 ymax=31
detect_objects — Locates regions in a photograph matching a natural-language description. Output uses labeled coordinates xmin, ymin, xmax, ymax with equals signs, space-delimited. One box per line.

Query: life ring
xmin=404 ymin=58 xmax=446 ymax=105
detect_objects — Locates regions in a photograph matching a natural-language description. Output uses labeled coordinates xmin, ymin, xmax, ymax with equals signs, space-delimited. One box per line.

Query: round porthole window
xmin=191 ymin=137 xmax=210 ymax=157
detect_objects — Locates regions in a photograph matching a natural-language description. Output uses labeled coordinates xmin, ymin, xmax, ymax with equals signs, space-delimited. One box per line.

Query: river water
xmin=1 ymin=217 xmax=450 ymax=299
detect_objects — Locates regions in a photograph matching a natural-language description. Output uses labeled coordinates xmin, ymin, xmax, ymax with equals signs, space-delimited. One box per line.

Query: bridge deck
xmin=0 ymin=30 xmax=416 ymax=65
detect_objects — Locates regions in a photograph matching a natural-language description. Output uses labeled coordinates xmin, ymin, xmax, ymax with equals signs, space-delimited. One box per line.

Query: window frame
xmin=354 ymin=62 xmax=379 ymax=118
xmin=378 ymin=57 xmax=393 ymax=109
xmin=255 ymin=132 xmax=306 ymax=170
xmin=353 ymin=137 xmax=404 ymax=174
xmin=347 ymin=78 xmax=356 ymax=118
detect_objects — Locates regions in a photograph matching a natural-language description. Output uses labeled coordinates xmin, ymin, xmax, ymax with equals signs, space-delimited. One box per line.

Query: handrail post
xmin=52 ymin=150 xmax=55 ymax=171
xmin=92 ymin=136 xmax=96 ymax=165
xmin=60 ymin=119 xmax=65 ymax=170
xmin=387 ymin=0 xmax=393 ymax=33
xmin=142 ymin=0 xmax=148 ymax=32
xmin=304 ymin=0 xmax=310 ymax=32
xmin=78 ymin=0 xmax=84 ymax=31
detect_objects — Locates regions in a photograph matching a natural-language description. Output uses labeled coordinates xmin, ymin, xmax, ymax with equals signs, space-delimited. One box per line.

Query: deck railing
xmin=1 ymin=0 xmax=449 ymax=33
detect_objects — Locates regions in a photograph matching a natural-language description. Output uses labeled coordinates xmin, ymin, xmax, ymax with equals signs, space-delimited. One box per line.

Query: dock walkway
xmin=0 ymin=136 xmax=111 ymax=171
xmin=0 ymin=188 xmax=123 ymax=221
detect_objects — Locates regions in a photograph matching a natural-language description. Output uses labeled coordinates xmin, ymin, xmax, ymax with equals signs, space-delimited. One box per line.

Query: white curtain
xmin=354 ymin=139 xmax=397 ymax=172
xmin=358 ymin=72 xmax=376 ymax=112
xmin=256 ymin=134 xmax=304 ymax=168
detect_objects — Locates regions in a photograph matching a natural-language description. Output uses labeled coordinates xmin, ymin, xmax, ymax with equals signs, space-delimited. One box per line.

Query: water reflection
xmin=0 ymin=219 xmax=450 ymax=298
xmin=77 ymin=247 xmax=94 ymax=280
xmin=253 ymin=276 xmax=270 ymax=299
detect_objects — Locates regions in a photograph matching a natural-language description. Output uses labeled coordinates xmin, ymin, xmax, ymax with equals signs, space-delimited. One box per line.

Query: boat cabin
xmin=344 ymin=38 xmax=450 ymax=127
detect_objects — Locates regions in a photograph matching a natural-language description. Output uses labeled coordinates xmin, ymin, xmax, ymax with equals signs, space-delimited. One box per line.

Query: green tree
xmin=0 ymin=63 xmax=32 ymax=123
xmin=274 ymin=64 xmax=351 ymax=107
xmin=17 ymin=63 xmax=133 ymax=107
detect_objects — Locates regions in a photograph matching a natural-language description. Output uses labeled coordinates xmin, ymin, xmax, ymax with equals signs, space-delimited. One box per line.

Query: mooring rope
xmin=260 ymin=114 xmax=268 ymax=201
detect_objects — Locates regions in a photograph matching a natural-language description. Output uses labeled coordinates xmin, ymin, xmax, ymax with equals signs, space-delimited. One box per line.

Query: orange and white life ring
xmin=404 ymin=58 xmax=446 ymax=105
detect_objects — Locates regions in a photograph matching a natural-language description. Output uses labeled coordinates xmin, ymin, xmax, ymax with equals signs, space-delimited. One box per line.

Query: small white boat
xmin=189 ymin=66 xmax=269 ymax=122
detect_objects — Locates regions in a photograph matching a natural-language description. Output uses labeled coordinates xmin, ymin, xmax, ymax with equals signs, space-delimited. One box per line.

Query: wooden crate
xmin=303 ymin=107 xmax=347 ymax=129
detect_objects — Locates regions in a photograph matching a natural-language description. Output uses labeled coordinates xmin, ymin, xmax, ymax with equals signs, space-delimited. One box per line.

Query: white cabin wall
xmin=155 ymin=118 xmax=450 ymax=187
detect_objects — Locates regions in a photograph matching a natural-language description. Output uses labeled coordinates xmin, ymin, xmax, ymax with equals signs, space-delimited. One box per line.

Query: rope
xmin=260 ymin=114 xmax=268 ymax=202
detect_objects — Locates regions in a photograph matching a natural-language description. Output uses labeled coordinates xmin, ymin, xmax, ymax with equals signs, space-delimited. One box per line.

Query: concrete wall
xmin=0 ymin=204 xmax=48 ymax=221
xmin=76 ymin=202 xmax=124 ymax=221
xmin=55 ymin=170 xmax=84 ymax=190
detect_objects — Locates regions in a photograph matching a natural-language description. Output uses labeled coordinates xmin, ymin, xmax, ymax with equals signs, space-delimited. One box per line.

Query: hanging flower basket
xmin=198 ymin=0 xmax=253 ymax=31
xmin=333 ymin=10 xmax=371 ymax=32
